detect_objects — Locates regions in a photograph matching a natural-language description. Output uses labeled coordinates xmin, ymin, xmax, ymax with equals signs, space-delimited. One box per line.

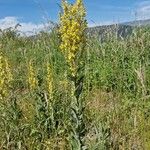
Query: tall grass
xmin=1 ymin=2 xmax=150 ymax=150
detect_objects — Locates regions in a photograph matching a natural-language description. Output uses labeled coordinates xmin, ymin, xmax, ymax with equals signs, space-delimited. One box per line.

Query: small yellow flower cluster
xmin=28 ymin=60 xmax=38 ymax=91
xmin=46 ymin=62 xmax=53 ymax=99
xmin=0 ymin=53 xmax=12 ymax=100
xmin=59 ymin=0 xmax=87 ymax=76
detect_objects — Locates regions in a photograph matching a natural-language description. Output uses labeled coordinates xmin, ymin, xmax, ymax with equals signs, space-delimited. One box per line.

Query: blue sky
xmin=0 ymin=0 xmax=150 ymax=34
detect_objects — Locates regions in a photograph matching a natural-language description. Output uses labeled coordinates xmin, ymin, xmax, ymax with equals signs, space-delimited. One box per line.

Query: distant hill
xmin=87 ymin=24 xmax=133 ymax=39
xmin=87 ymin=19 xmax=150 ymax=39
xmin=123 ymin=19 xmax=150 ymax=26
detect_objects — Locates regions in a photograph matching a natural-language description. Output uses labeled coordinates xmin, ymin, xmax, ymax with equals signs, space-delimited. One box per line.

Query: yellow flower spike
xmin=59 ymin=0 xmax=87 ymax=76
xmin=27 ymin=60 xmax=38 ymax=91
xmin=0 ymin=53 xmax=12 ymax=100
xmin=59 ymin=1 xmax=87 ymax=148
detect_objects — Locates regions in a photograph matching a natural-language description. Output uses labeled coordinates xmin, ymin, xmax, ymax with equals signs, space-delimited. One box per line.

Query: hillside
xmin=123 ymin=19 xmax=150 ymax=26
xmin=87 ymin=24 xmax=133 ymax=39
xmin=87 ymin=19 xmax=150 ymax=39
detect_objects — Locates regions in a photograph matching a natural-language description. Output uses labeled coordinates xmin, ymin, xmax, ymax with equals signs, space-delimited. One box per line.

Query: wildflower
xmin=59 ymin=0 xmax=87 ymax=76
xmin=59 ymin=0 xmax=87 ymax=149
xmin=27 ymin=60 xmax=38 ymax=91
xmin=46 ymin=62 xmax=53 ymax=99
xmin=0 ymin=53 xmax=12 ymax=100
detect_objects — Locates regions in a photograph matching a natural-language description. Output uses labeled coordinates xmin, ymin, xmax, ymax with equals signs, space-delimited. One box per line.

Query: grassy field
xmin=1 ymin=2 xmax=150 ymax=150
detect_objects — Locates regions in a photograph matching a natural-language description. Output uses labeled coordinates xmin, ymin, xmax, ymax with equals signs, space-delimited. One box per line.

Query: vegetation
xmin=1 ymin=0 xmax=150 ymax=149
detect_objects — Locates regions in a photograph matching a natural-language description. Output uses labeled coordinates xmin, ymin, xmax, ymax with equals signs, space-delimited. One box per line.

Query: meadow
xmin=1 ymin=0 xmax=150 ymax=150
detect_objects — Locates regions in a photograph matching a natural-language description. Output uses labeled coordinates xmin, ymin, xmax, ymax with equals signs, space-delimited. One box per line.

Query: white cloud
xmin=0 ymin=16 xmax=51 ymax=36
xmin=0 ymin=16 xmax=18 ymax=29
xmin=136 ymin=1 xmax=150 ymax=20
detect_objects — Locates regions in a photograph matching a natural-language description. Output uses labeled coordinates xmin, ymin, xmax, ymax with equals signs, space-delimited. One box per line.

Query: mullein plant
xmin=27 ymin=60 xmax=38 ymax=91
xmin=59 ymin=0 xmax=87 ymax=149
xmin=32 ymin=62 xmax=55 ymax=143
xmin=45 ymin=62 xmax=55 ymax=130
xmin=0 ymin=53 xmax=12 ymax=101
xmin=46 ymin=62 xmax=53 ymax=100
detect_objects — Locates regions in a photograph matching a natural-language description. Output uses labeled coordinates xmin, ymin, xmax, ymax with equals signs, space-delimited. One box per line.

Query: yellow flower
xmin=59 ymin=0 xmax=87 ymax=77
xmin=0 ymin=53 xmax=12 ymax=100
xmin=27 ymin=60 xmax=38 ymax=91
